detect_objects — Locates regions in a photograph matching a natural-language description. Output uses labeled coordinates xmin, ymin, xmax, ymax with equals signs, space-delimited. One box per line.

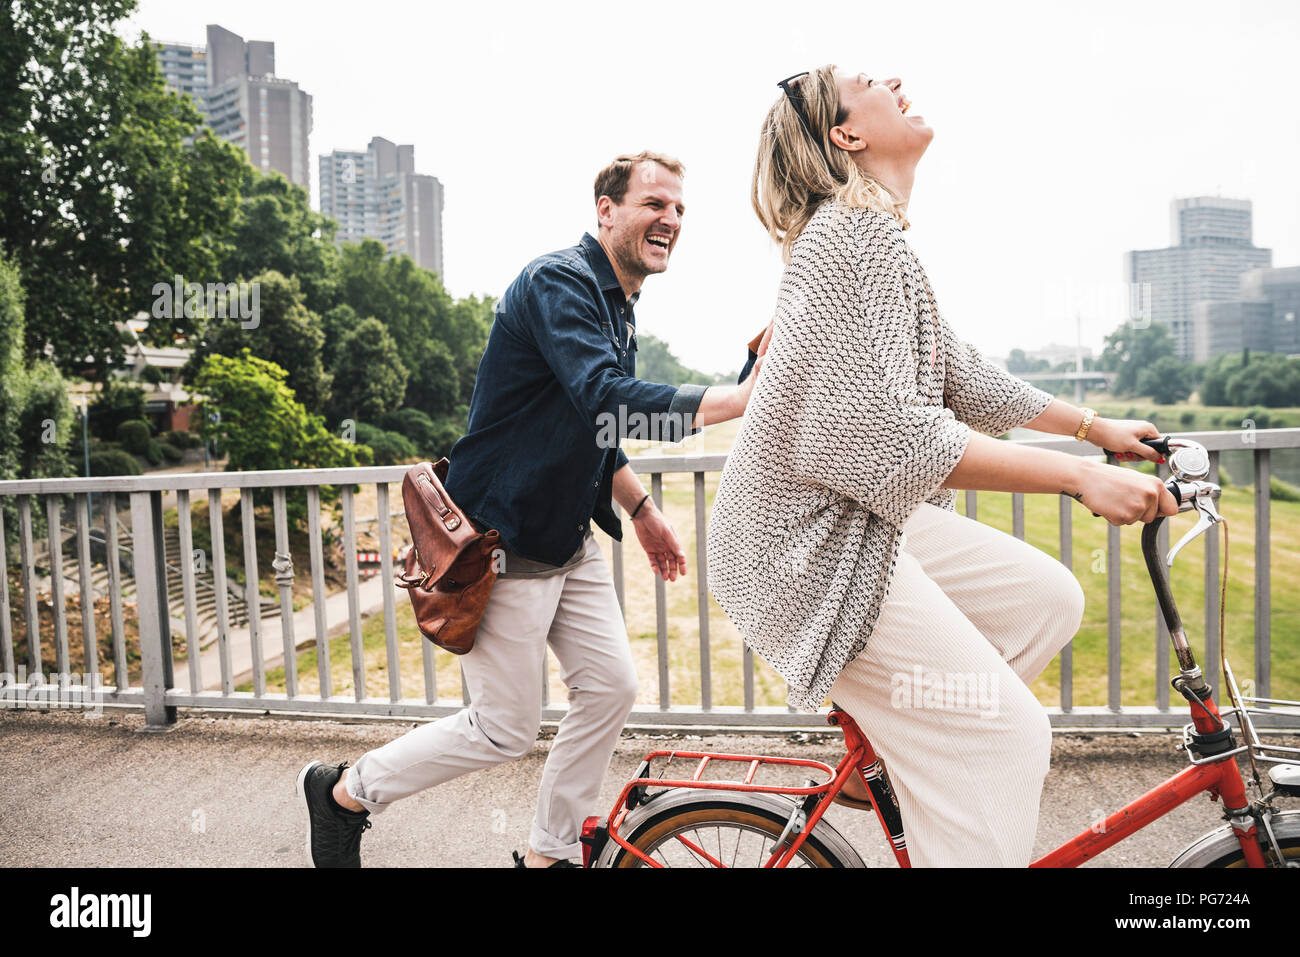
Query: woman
xmin=706 ymin=66 xmax=1179 ymax=866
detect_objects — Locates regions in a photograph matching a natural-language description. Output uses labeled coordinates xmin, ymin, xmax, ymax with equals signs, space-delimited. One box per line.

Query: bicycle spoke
xmin=632 ymin=807 xmax=834 ymax=868
xmin=675 ymin=829 xmax=725 ymax=867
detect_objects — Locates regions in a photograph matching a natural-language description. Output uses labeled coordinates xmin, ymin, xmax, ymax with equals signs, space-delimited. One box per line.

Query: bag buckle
xmin=396 ymin=568 xmax=433 ymax=591
xmin=395 ymin=545 xmax=434 ymax=590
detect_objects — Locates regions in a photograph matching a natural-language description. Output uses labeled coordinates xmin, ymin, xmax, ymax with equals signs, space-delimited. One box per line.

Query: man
xmin=297 ymin=150 xmax=765 ymax=867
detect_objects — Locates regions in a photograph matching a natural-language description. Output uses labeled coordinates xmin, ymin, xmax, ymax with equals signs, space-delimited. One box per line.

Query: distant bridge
xmin=1017 ymin=370 xmax=1117 ymax=403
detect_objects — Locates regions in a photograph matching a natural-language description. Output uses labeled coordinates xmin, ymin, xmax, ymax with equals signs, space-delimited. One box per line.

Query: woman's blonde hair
xmin=753 ymin=65 xmax=909 ymax=261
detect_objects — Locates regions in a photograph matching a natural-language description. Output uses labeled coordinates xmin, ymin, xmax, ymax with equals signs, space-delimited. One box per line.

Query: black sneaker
xmin=512 ymin=850 xmax=579 ymax=868
xmin=296 ymin=760 xmax=371 ymax=868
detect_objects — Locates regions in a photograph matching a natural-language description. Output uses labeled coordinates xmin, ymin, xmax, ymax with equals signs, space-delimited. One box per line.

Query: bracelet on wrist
xmin=630 ymin=493 xmax=650 ymax=519
xmin=1075 ymin=407 xmax=1096 ymax=442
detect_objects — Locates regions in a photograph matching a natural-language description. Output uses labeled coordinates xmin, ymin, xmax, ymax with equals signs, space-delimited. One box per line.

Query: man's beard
xmin=611 ymin=228 xmax=661 ymax=282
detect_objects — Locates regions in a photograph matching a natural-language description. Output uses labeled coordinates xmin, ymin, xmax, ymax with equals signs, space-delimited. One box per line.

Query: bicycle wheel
xmin=1169 ymin=810 xmax=1300 ymax=867
xmin=599 ymin=787 xmax=865 ymax=868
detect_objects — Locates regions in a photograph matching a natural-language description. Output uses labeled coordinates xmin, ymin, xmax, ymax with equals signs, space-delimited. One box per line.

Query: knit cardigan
xmin=706 ymin=200 xmax=1054 ymax=711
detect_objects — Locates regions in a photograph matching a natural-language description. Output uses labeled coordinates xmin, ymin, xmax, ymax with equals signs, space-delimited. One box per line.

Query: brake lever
xmin=1167 ymin=483 xmax=1223 ymax=567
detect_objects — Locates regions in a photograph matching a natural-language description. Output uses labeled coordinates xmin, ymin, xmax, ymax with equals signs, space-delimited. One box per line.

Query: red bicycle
xmin=581 ymin=436 xmax=1300 ymax=868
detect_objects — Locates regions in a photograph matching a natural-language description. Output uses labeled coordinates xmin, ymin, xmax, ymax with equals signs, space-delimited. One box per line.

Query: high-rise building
xmin=1126 ymin=197 xmax=1272 ymax=360
xmin=1193 ymin=265 xmax=1300 ymax=360
xmin=319 ymin=136 xmax=445 ymax=277
xmin=1242 ymin=266 xmax=1300 ymax=356
xmin=1192 ymin=300 xmax=1276 ymax=360
xmin=156 ymin=41 xmax=208 ymax=112
xmin=155 ymin=25 xmax=312 ymax=196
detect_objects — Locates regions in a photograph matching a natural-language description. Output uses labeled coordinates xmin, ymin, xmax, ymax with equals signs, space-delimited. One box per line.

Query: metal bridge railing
xmin=0 ymin=428 xmax=1295 ymax=729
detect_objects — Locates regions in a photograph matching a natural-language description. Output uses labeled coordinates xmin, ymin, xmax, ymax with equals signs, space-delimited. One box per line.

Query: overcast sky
xmin=124 ymin=0 xmax=1300 ymax=375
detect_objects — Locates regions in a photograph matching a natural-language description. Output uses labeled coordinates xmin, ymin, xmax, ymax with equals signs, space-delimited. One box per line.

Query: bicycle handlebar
xmin=1128 ymin=435 xmax=1223 ymax=684
xmin=1102 ymin=435 xmax=1172 ymax=459
xmin=1142 ymin=508 xmax=1184 ymax=638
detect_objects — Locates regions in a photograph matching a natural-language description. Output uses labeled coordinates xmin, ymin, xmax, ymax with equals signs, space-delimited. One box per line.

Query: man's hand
xmin=756 ymin=317 xmax=774 ymax=359
xmin=631 ymin=501 xmax=687 ymax=581
xmin=742 ymin=318 xmax=774 ymax=385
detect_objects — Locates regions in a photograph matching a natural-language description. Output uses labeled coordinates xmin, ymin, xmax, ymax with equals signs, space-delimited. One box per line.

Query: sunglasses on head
xmin=777 ymin=71 xmax=826 ymax=158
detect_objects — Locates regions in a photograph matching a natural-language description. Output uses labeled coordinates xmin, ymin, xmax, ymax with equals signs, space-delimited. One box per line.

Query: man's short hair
xmin=593 ymin=151 xmax=686 ymax=206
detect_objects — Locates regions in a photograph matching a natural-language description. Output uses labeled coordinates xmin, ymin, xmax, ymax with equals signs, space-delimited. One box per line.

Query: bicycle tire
xmin=1169 ymin=809 xmax=1300 ymax=867
xmin=597 ymin=787 xmax=865 ymax=868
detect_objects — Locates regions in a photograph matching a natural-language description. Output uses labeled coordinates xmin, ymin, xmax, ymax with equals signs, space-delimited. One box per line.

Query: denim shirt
xmin=444 ymin=233 xmax=707 ymax=566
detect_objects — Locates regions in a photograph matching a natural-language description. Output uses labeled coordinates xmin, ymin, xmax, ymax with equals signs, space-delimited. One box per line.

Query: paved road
xmin=0 ymin=709 xmax=1286 ymax=867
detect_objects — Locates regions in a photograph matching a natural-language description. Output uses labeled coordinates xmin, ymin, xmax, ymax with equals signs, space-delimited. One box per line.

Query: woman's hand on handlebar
xmin=1085 ymin=416 xmax=1166 ymax=464
xmin=1072 ymin=458 xmax=1180 ymax=525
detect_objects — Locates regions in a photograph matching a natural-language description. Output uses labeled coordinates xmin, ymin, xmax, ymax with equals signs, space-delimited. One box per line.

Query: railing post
xmin=1254 ymin=448 xmax=1271 ymax=701
xmin=652 ymin=472 xmax=668 ymax=710
xmin=130 ymin=491 xmax=176 ymax=726
xmin=1058 ymin=493 xmax=1073 ymax=714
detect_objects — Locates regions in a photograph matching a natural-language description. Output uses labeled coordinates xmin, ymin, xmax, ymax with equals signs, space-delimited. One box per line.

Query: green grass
xmin=957 ymin=486 xmax=1298 ymax=708
xmin=1086 ymin=397 xmax=1300 ymax=432
xmin=237 ymin=599 xmax=465 ymax=701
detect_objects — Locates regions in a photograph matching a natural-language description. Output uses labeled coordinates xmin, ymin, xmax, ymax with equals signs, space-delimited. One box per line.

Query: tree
xmin=635 ymin=333 xmax=728 ymax=387
xmin=184 ymin=270 xmax=331 ymax=414
xmin=1199 ymin=353 xmax=1245 ymax=406
xmin=194 ymin=351 xmax=362 ymax=472
xmin=354 ymin=422 xmax=416 ymax=465
xmin=320 ymin=303 xmax=360 ymax=374
xmin=403 ymin=338 xmax=460 ymax=420
xmin=376 ymin=408 xmax=439 ymax=455
xmin=0 ymin=1 xmax=246 ymax=374
xmin=337 ymin=241 xmax=450 ymax=346
xmin=336 ymin=241 xmax=493 ymax=399
xmin=1224 ymin=353 xmax=1300 ymax=407
xmin=1136 ymin=356 xmax=1194 ymax=405
xmin=0 ymin=249 xmax=73 ymax=491
xmin=0 ymin=248 xmax=25 ymax=483
xmin=219 ymin=170 xmax=339 ymax=315
xmin=328 ymin=318 xmax=408 ymax=422
xmin=87 ymin=379 xmax=147 ymax=441
xmin=1005 ymin=349 xmax=1050 ymax=375
xmin=446 ymin=295 xmax=493 ymax=401
xmin=1097 ymin=322 xmax=1176 ymax=396
xmin=335 ymin=243 xmax=494 ymax=412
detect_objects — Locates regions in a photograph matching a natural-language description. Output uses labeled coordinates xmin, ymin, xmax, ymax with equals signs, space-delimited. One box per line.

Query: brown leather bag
xmin=395 ymin=458 xmax=500 ymax=654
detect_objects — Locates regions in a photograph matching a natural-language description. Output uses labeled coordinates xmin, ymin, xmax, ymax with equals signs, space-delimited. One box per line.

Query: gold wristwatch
xmin=1075 ymin=407 xmax=1096 ymax=441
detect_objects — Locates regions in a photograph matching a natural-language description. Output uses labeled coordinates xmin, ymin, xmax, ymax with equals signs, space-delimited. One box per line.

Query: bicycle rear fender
xmin=593 ymin=786 xmax=866 ymax=868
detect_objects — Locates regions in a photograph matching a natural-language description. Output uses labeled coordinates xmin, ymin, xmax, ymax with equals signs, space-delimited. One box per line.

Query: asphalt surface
xmin=2 ymin=708 xmax=1293 ymax=867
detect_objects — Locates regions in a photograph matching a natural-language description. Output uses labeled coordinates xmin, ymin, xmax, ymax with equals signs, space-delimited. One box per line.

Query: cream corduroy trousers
xmin=828 ymin=501 xmax=1085 ymax=867
xmin=344 ymin=534 xmax=637 ymax=860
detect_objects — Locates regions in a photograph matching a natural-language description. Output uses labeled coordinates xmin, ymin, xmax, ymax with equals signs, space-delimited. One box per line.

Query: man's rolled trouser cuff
xmin=344 ymin=765 xmax=388 ymax=815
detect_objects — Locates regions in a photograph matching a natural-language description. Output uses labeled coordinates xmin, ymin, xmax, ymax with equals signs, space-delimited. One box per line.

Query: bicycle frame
xmin=602 ymin=701 xmax=1267 ymax=868
xmin=597 ymin=437 xmax=1280 ymax=869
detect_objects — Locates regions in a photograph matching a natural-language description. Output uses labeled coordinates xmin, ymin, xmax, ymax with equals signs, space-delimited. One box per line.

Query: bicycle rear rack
xmin=614 ymin=749 xmax=839 ymax=806
xmin=605 ymin=749 xmax=844 ymax=867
